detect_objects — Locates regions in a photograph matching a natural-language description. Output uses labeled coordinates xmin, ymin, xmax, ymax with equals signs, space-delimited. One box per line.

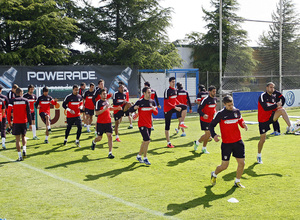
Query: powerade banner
xmin=0 ymin=65 xmax=138 ymax=96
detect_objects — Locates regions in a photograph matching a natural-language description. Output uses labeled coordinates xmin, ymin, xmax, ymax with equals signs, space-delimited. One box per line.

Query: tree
xmin=0 ymin=0 xmax=78 ymax=65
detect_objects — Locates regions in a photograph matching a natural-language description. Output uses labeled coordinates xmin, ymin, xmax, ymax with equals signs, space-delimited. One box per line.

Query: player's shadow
xmin=165 ymin=185 xmax=237 ymax=216
xmin=167 ymin=151 xmax=202 ymax=167
xmin=150 ymin=134 xmax=178 ymax=143
xmin=245 ymin=135 xmax=271 ymax=142
xmin=118 ymin=130 xmax=141 ymax=135
xmin=45 ymin=155 xmax=102 ymax=169
xmin=121 ymin=146 xmax=173 ymax=159
xmin=27 ymin=145 xmax=76 ymax=158
xmin=84 ymin=162 xmax=145 ymax=180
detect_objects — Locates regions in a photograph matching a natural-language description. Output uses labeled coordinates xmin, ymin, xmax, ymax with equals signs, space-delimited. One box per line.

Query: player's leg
xmin=127 ymin=113 xmax=133 ymax=129
xmin=257 ymin=133 xmax=266 ymax=164
xmin=164 ymin=110 xmax=174 ymax=148
xmin=15 ymin=134 xmax=22 ymax=161
xmin=75 ymin=117 xmax=82 ymax=147
xmin=106 ymin=132 xmax=114 ymax=158
xmin=21 ymin=133 xmax=27 ymax=158
xmin=64 ymin=118 xmax=73 ymax=145
xmin=45 ymin=114 xmax=51 ymax=132
xmin=273 ymin=108 xmax=291 ymax=128
xmin=232 ymin=140 xmax=246 ymax=188
xmin=114 ymin=118 xmax=121 ymax=142
xmin=0 ymin=118 xmax=5 ymax=149
xmin=177 ymin=104 xmax=188 ymax=128
xmin=137 ymin=127 xmax=151 ymax=164
xmin=272 ymin=120 xmax=280 ymax=135
xmin=201 ymin=130 xmax=211 ymax=154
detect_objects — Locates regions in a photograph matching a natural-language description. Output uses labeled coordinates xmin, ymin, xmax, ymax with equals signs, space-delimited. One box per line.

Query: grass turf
xmin=0 ymin=108 xmax=299 ymax=219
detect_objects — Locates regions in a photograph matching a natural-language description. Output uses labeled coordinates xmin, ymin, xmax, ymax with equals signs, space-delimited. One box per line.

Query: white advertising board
xmin=283 ymin=89 xmax=300 ymax=107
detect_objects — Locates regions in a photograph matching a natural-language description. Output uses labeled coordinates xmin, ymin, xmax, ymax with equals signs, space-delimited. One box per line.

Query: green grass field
xmin=0 ymin=108 xmax=299 ymax=219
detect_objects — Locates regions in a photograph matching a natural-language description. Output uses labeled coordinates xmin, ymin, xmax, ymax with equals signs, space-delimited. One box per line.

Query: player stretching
xmin=175 ymin=82 xmax=192 ymax=137
xmin=7 ymin=88 xmax=32 ymax=161
xmin=83 ymin=83 xmax=95 ymax=132
xmin=164 ymin=77 xmax=188 ymax=148
xmin=35 ymin=87 xmax=58 ymax=144
xmin=23 ymin=84 xmax=38 ymax=140
xmin=129 ymin=87 xmax=158 ymax=165
xmin=62 ymin=85 xmax=83 ymax=147
xmin=270 ymin=89 xmax=285 ymax=136
xmin=210 ymin=95 xmax=248 ymax=188
xmin=91 ymin=89 xmax=122 ymax=158
xmin=257 ymin=82 xmax=294 ymax=164
xmin=0 ymin=86 xmax=9 ymax=149
xmin=194 ymin=86 xmax=217 ymax=154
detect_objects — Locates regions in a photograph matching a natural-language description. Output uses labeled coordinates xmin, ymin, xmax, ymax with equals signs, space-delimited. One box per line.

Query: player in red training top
xmin=23 ymin=84 xmax=38 ymax=140
xmin=92 ymin=79 xmax=112 ymax=104
xmin=35 ymin=87 xmax=58 ymax=144
xmin=128 ymin=87 xmax=158 ymax=165
xmin=257 ymin=82 xmax=294 ymax=164
xmin=194 ymin=85 xmax=217 ymax=154
xmin=0 ymin=86 xmax=9 ymax=149
xmin=175 ymin=82 xmax=192 ymax=137
xmin=209 ymin=95 xmax=248 ymax=188
xmin=91 ymin=89 xmax=122 ymax=159
xmin=7 ymin=88 xmax=32 ymax=161
xmin=164 ymin=77 xmax=188 ymax=148
xmin=82 ymin=83 xmax=95 ymax=133
xmin=6 ymin=84 xmax=18 ymax=133
xmin=118 ymin=81 xmax=133 ymax=129
xmin=62 ymin=85 xmax=83 ymax=147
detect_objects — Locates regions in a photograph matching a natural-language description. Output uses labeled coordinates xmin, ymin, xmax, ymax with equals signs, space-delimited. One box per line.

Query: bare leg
xmin=273 ymin=108 xmax=291 ymax=127
xmin=215 ymin=160 xmax=229 ymax=175
xmin=114 ymin=119 xmax=121 ymax=136
xmin=236 ymin=158 xmax=245 ymax=179
xmin=15 ymin=135 xmax=21 ymax=152
xmin=165 ymin=130 xmax=170 ymax=143
xmin=139 ymin=140 xmax=150 ymax=157
xmin=107 ymin=133 xmax=113 ymax=152
xmin=258 ymin=133 xmax=266 ymax=154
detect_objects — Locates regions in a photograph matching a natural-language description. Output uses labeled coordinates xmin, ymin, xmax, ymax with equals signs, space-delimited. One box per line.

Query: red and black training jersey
xmin=83 ymin=90 xmax=95 ymax=110
xmin=7 ymin=96 xmax=31 ymax=125
xmin=113 ymin=91 xmax=126 ymax=114
xmin=198 ymin=96 xmax=217 ymax=123
xmin=258 ymin=92 xmax=278 ymax=123
xmin=95 ymin=99 xmax=111 ymax=124
xmin=140 ymin=88 xmax=160 ymax=106
xmin=35 ymin=95 xmax=57 ymax=116
xmin=62 ymin=93 xmax=83 ymax=118
xmin=79 ymin=88 xmax=85 ymax=96
xmin=129 ymin=98 xmax=158 ymax=128
xmin=92 ymin=87 xmax=112 ymax=104
xmin=0 ymin=94 xmax=9 ymax=118
xmin=23 ymin=93 xmax=37 ymax=113
xmin=177 ymin=89 xmax=192 ymax=109
xmin=273 ymin=90 xmax=285 ymax=106
xmin=7 ymin=90 xmax=15 ymax=101
xmin=124 ymin=86 xmax=130 ymax=102
xmin=209 ymin=107 xmax=245 ymax=144
xmin=164 ymin=87 xmax=180 ymax=112
xmin=196 ymin=91 xmax=209 ymax=103
xmin=0 ymin=99 xmax=5 ymax=122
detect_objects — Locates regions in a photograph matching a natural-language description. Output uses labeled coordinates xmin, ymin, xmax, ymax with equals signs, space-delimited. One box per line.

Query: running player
xmin=175 ymin=82 xmax=192 ymax=137
xmin=196 ymin=85 xmax=209 ymax=105
xmin=128 ymin=87 xmax=158 ymax=165
xmin=209 ymin=95 xmax=248 ymax=188
xmin=164 ymin=77 xmax=188 ymax=148
xmin=270 ymin=89 xmax=285 ymax=136
xmin=118 ymin=81 xmax=133 ymax=129
xmin=35 ymin=87 xmax=58 ymax=143
xmin=7 ymin=88 xmax=32 ymax=161
xmin=91 ymin=89 xmax=122 ymax=158
xmin=0 ymin=86 xmax=9 ymax=149
xmin=257 ymin=82 xmax=294 ymax=164
xmin=23 ymin=84 xmax=38 ymax=140
xmin=62 ymin=85 xmax=83 ymax=147
xmin=82 ymin=83 xmax=95 ymax=132
xmin=194 ymin=85 xmax=217 ymax=154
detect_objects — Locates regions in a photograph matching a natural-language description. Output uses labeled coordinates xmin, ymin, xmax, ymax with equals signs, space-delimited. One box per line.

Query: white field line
xmin=0 ymin=154 xmax=179 ymax=220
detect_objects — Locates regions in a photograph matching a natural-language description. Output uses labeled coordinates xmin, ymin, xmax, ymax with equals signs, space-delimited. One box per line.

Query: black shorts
xmin=85 ymin=108 xmax=94 ymax=116
xmin=114 ymin=110 xmax=124 ymax=121
xmin=139 ymin=126 xmax=151 ymax=141
xmin=221 ymin=140 xmax=245 ymax=161
xmin=31 ymin=112 xmax=35 ymax=121
xmin=39 ymin=112 xmax=50 ymax=123
xmin=200 ymin=120 xmax=210 ymax=131
xmin=124 ymin=110 xmax=130 ymax=117
xmin=96 ymin=123 xmax=113 ymax=136
xmin=164 ymin=104 xmax=187 ymax=130
xmin=67 ymin=116 xmax=82 ymax=127
xmin=80 ymin=109 xmax=85 ymax=113
xmin=12 ymin=123 xmax=27 ymax=136
xmin=259 ymin=112 xmax=275 ymax=134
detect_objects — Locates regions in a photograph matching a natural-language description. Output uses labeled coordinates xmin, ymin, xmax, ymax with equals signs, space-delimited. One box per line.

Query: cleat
xmin=180 ymin=133 xmax=186 ymax=137
xmin=87 ymin=129 xmax=91 ymax=133
xmin=143 ymin=158 xmax=151 ymax=165
xmin=193 ymin=140 xmax=199 ymax=151
xmin=151 ymin=127 xmax=154 ymax=131
xmin=208 ymin=137 xmax=213 ymax=142
xmin=91 ymin=141 xmax=95 ymax=150
xmin=179 ymin=123 xmax=188 ymax=128
xmin=76 ymin=141 xmax=81 ymax=148
xmin=270 ymin=131 xmax=276 ymax=135
xmin=128 ymin=125 xmax=133 ymax=129
xmin=167 ymin=143 xmax=174 ymax=148
xmin=63 ymin=140 xmax=67 ymax=145
xmin=274 ymin=131 xmax=281 ymax=136
xmin=234 ymin=182 xmax=245 ymax=188
xmin=211 ymin=171 xmax=217 ymax=186
xmin=202 ymin=148 xmax=210 ymax=154
xmin=108 ymin=153 xmax=115 ymax=159
xmin=48 ymin=128 xmax=52 ymax=133
xmin=116 ymin=137 xmax=121 ymax=142
xmin=16 ymin=157 xmax=23 ymax=162
xmin=2 ymin=144 xmax=6 ymax=150
xmin=257 ymin=156 xmax=263 ymax=164
xmin=44 ymin=140 xmax=48 ymax=144
xmin=136 ymin=156 xmax=143 ymax=163
xmin=22 ymin=151 xmax=26 ymax=158
xmin=175 ymin=128 xmax=179 ymax=134
xmin=32 ymin=136 xmax=40 ymax=140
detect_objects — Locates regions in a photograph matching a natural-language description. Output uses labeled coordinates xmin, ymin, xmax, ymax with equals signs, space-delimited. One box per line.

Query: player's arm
xmin=278 ymin=93 xmax=285 ymax=106
xmin=164 ymin=89 xmax=177 ymax=109
xmin=237 ymin=111 xmax=248 ymax=131
xmin=50 ymin=98 xmax=58 ymax=106
xmin=209 ymin=112 xmax=221 ymax=142
xmin=151 ymin=101 xmax=158 ymax=115
xmin=26 ymin=101 xmax=32 ymax=126
xmin=186 ymin=92 xmax=192 ymax=112
xmin=128 ymin=100 xmax=140 ymax=112
xmin=2 ymin=103 xmax=5 ymax=117
xmin=7 ymin=103 xmax=13 ymax=125
xmin=34 ymin=97 xmax=40 ymax=108
xmin=198 ymin=98 xmax=208 ymax=118
xmin=259 ymin=95 xmax=278 ymax=111
xmin=92 ymin=89 xmax=98 ymax=104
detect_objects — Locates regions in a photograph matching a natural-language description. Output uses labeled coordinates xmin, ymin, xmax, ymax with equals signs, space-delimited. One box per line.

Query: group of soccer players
xmin=1 ymin=78 xmax=296 ymax=188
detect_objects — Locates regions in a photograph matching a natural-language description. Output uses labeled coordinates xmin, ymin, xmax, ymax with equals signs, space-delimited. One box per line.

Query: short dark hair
xmin=142 ymin=87 xmax=150 ymax=94
xmin=42 ymin=87 xmax=49 ymax=93
xmin=198 ymin=84 xmax=206 ymax=91
xmin=89 ymin=83 xmax=95 ymax=87
xmin=80 ymin=82 xmax=86 ymax=87
xmin=99 ymin=89 xmax=106 ymax=95
xmin=208 ymin=85 xmax=216 ymax=92
xmin=118 ymin=81 xmax=124 ymax=85
xmin=169 ymin=77 xmax=176 ymax=82
xmin=223 ymin=95 xmax=233 ymax=104
xmin=12 ymin=84 xmax=18 ymax=89
xmin=176 ymin=82 xmax=183 ymax=90
xmin=73 ymin=84 xmax=79 ymax=90
xmin=28 ymin=84 xmax=35 ymax=90
xmin=16 ymin=88 xmax=23 ymax=96
xmin=144 ymin=81 xmax=150 ymax=87
xmin=98 ymin=79 xmax=104 ymax=84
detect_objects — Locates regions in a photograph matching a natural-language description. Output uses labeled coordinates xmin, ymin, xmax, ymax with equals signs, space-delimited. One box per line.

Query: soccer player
xmin=118 ymin=81 xmax=133 ymax=129
xmin=164 ymin=77 xmax=188 ymax=148
xmin=92 ymin=79 xmax=112 ymax=104
xmin=35 ymin=87 xmax=58 ymax=143
xmin=128 ymin=87 xmax=158 ymax=165
xmin=62 ymin=85 xmax=83 ymax=147
xmin=257 ymin=82 xmax=294 ymax=164
xmin=0 ymin=86 xmax=9 ymax=149
xmin=91 ymin=89 xmax=122 ymax=159
xmin=7 ymin=88 xmax=32 ymax=161
xmin=79 ymin=82 xmax=86 ymax=126
xmin=23 ymin=84 xmax=38 ymax=140
xmin=194 ymin=85 xmax=217 ymax=154
xmin=175 ymin=82 xmax=192 ymax=137
xmin=195 ymin=84 xmax=209 ymax=105
xmin=209 ymin=95 xmax=248 ymax=188
xmin=6 ymin=84 xmax=18 ymax=133
xmin=82 ymin=83 xmax=95 ymax=132
xmin=270 ymin=90 xmax=285 ymax=136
